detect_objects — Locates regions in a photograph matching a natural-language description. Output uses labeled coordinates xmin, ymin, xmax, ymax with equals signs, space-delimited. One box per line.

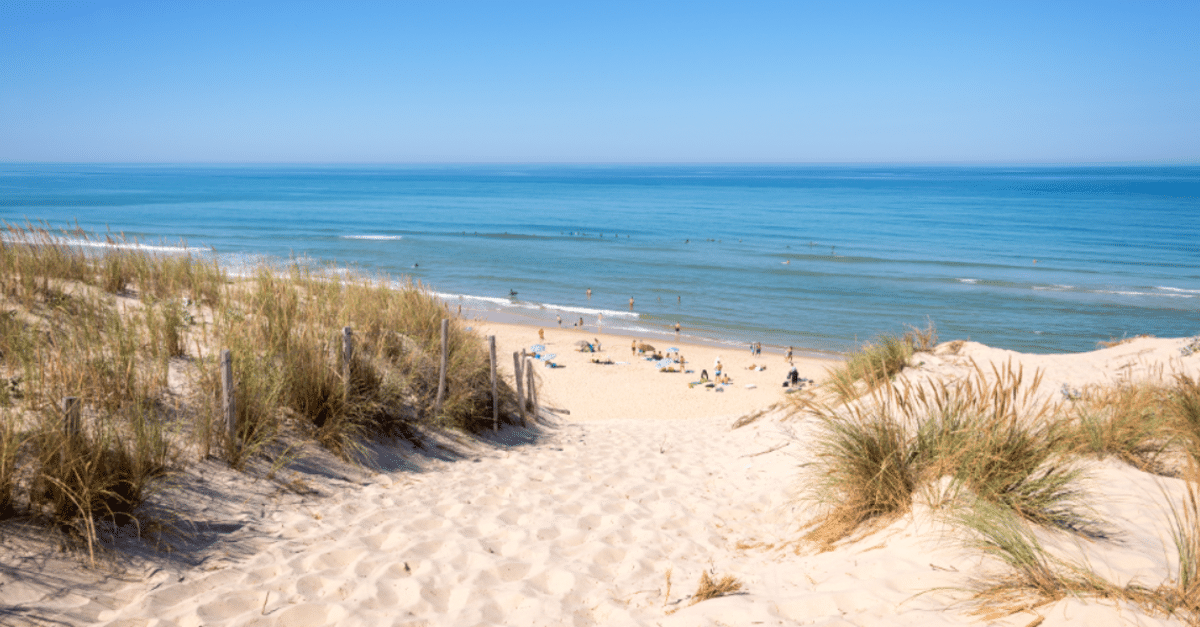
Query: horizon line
xmin=2 ymin=158 xmax=1198 ymax=167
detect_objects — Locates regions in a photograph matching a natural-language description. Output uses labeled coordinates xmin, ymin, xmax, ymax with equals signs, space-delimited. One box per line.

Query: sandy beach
xmin=476 ymin=320 xmax=836 ymax=423
xmin=4 ymin=323 xmax=1200 ymax=626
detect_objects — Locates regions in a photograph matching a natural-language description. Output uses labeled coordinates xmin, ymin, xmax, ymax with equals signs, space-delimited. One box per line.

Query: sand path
xmin=93 ymin=407 xmax=998 ymax=627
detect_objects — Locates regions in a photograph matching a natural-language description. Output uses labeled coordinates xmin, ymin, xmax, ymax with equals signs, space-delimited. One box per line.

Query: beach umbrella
xmin=531 ymin=344 xmax=546 ymax=353
xmin=537 ymin=353 xmax=556 ymax=360
xmin=638 ymin=342 xmax=656 ymax=352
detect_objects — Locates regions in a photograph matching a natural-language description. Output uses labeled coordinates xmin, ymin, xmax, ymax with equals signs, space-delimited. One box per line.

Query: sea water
xmin=1 ymin=163 xmax=1197 ymax=355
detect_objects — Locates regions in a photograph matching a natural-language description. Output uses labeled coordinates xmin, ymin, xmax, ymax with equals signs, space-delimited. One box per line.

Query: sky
xmin=1 ymin=1 xmax=1197 ymax=163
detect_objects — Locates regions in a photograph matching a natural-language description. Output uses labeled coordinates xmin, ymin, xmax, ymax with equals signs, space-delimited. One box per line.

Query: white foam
xmin=1157 ymin=286 xmax=1200 ymax=295
xmin=434 ymin=292 xmax=639 ymax=319
xmin=956 ymin=278 xmax=978 ymax=284
xmin=1096 ymin=289 xmax=1193 ymax=298
xmin=1 ymin=234 xmax=207 ymax=254
xmin=342 ymin=235 xmax=403 ymax=241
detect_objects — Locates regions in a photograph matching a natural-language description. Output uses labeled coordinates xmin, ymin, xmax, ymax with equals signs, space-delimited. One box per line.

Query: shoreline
xmin=455 ymin=304 xmax=845 ymax=363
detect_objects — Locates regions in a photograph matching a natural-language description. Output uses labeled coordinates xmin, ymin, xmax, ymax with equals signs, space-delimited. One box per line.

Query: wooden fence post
xmin=342 ymin=326 xmax=353 ymax=402
xmin=220 ymin=349 xmax=236 ymax=450
xmin=525 ymin=358 xmax=536 ymax=416
xmin=61 ymin=396 xmax=80 ymax=440
xmin=512 ymin=351 xmax=525 ymax=425
xmin=489 ymin=335 xmax=498 ymax=432
xmin=435 ymin=319 xmax=448 ymax=415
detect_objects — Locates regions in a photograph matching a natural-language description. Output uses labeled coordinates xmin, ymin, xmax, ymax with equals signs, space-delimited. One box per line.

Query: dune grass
xmin=825 ymin=319 xmax=937 ymax=403
xmin=954 ymin=473 xmax=1200 ymax=625
xmin=0 ymin=223 xmax=520 ymax=560
xmin=692 ymin=570 xmax=744 ymax=603
xmin=826 ymin=333 xmax=914 ymax=402
xmin=805 ymin=361 xmax=1098 ymax=548
xmin=953 ymin=501 xmax=1137 ymax=620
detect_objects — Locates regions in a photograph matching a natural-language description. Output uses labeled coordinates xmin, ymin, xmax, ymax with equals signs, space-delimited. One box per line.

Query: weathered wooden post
xmin=342 ymin=326 xmax=354 ymax=402
xmin=525 ymin=358 xmax=536 ymax=416
xmin=489 ymin=335 xmax=498 ymax=432
xmin=435 ymin=319 xmax=449 ymax=415
xmin=220 ymin=349 xmax=236 ymax=450
xmin=512 ymin=351 xmax=525 ymax=424
xmin=61 ymin=396 xmax=80 ymax=440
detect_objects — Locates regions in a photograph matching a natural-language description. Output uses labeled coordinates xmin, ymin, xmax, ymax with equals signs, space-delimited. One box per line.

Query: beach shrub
xmin=806 ymin=361 xmax=1096 ymax=546
xmin=903 ymin=319 xmax=939 ymax=352
xmin=806 ymin=402 xmax=917 ymax=547
xmin=1171 ymin=375 xmax=1200 ymax=453
xmin=954 ymin=500 xmax=1125 ymax=619
xmin=827 ymin=333 xmax=914 ymax=401
xmin=28 ymin=401 xmax=172 ymax=564
xmin=1062 ymin=382 xmax=1174 ymax=472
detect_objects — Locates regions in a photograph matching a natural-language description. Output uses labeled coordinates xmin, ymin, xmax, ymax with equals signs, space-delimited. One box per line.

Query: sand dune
xmin=6 ymin=331 xmax=1200 ymax=626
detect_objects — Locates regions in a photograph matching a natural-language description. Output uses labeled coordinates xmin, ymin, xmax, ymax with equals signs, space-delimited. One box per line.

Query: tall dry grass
xmin=194 ymin=263 xmax=516 ymax=465
xmin=0 ymin=409 xmax=21 ymax=520
xmin=826 ymin=333 xmax=914 ymax=402
xmin=805 ymin=361 xmax=1097 ymax=547
xmin=0 ymin=224 xmax=517 ymax=560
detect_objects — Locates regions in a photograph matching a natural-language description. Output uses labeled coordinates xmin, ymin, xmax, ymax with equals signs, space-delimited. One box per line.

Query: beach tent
xmin=637 ymin=342 xmax=656 ymax=352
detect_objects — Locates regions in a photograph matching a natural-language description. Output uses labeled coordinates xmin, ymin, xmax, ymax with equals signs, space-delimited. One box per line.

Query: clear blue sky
xmin=1 ymin=1 xmax=1197 ymax=163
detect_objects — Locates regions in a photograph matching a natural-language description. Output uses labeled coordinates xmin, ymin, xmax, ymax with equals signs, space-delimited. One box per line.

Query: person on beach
xmin=557 ymin=314 xmax=562 ymax=327
xmin=579 ymin=317 xmax=584 ymax=328
xmin=629 ymin=297 xmax=634 ymax=311
xmin=675 ymin=322 xmax=681 ymax=335
xmin=755 ymin=342 xmax=762 ymax=356
xmin=749 ymin=343 xmax=754 ymax=354
xmin=594 ymin=338 xmax=602 ymax=351
xmin=587 ymin=288 xmax=592 ymax=299
xmin=597 ymin=312 xmax=603 ymax=328
xmin=785 ymin=346 xmax=793 ymax=363
xmin=538 ymin=328 xmax=545 ymax=341
xmin=631 ymin=340 xmax=637 ymax=355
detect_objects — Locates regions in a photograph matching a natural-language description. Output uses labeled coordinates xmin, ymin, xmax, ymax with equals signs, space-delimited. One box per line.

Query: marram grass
xmin=0 ymin=223 xmax=520 ymax=560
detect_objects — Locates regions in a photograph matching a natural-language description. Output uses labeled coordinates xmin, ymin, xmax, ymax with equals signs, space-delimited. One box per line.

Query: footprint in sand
xmin=529 ymin=568 xmax=577 ymax=596
xmin=311 ymin=548 xmax=366 ymax=571
xmin=496 ymin=561 xmax=532 ymax=582
xmin=373 ymin=578 xmax=422 ymax=608
xmin=294 ymin=574 xmax=338 ymax=600
xmin=195 ymin=589 xmax=263 ymax=622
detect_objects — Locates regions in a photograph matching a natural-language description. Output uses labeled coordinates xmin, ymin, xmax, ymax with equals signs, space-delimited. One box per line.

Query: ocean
xmin=1 ymin=163 xmax=1197 ymax=356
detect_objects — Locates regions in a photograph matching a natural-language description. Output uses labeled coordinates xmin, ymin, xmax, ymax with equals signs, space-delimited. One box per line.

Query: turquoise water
xmin=1 ymin=163 xmax=1197 ymax=355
